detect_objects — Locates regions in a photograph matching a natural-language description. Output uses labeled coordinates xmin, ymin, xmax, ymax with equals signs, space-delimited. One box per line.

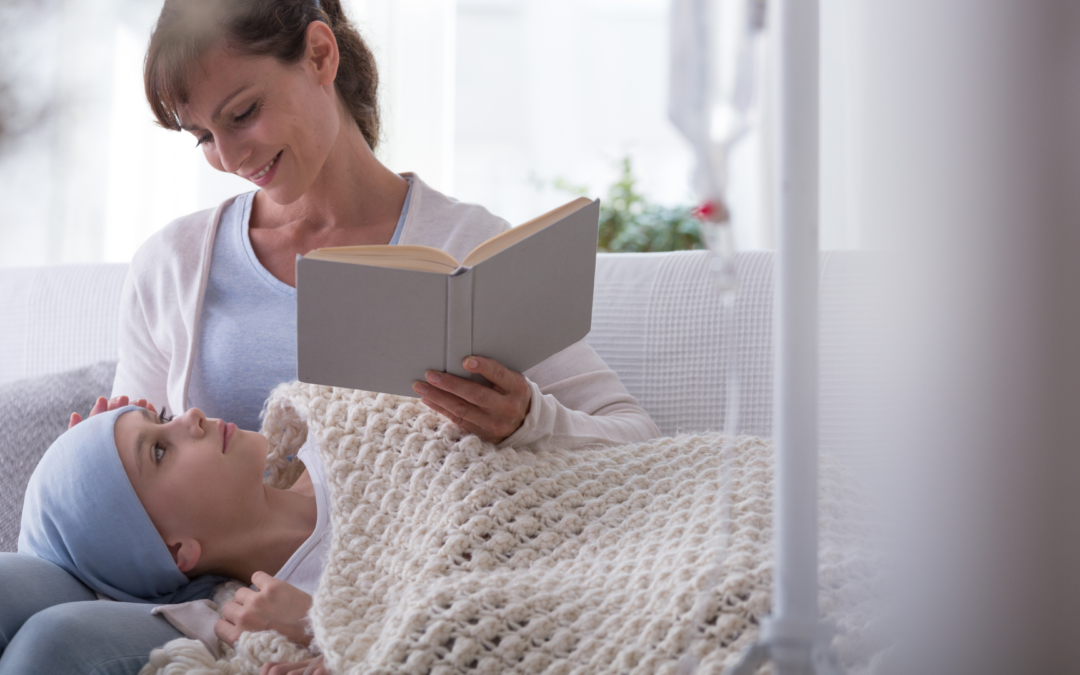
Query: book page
xmin=461 ymin=197 xmax=594 ymax=268
xmin=304 ymin=245 xmax=461 ymax=274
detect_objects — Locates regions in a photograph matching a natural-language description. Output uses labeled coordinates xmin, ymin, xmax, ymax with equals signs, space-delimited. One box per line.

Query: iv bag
xmin=668 ymin=0 xmax=761 ymax=212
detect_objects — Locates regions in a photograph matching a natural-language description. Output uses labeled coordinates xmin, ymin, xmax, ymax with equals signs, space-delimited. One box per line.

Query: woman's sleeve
xmin=496 ymin=340 xmax=661 ymax=451
xmin=110 ymin=267 xmax=170 ymax=411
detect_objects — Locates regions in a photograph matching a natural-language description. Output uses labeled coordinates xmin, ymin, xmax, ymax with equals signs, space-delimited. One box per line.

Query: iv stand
xmin=723 ymin=0 xmax=842 ymax=673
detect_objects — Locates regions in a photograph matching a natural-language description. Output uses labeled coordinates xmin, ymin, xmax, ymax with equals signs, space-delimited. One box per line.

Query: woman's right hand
xmin=69 ymin=396 xmax=156 ymax=428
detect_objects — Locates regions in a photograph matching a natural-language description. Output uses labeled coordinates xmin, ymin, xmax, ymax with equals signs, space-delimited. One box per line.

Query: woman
xmin=0 ymin=0 xmax=658 ymax=673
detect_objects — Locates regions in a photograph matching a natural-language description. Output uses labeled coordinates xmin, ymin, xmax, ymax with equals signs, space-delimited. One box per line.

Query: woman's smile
xmin=247 ymin=151 xmax=282 ymax=186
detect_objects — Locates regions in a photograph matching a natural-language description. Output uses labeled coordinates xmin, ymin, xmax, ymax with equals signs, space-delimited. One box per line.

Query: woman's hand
xmin=260 ymin=656 xmax=328 ymax=675
xmin=215 ymin=572 xmax=313 ymax=647
xmin=412 ymin=356 xmax=531 ymax=444
xmin=69 ymin=396 xmax=156 ymax=428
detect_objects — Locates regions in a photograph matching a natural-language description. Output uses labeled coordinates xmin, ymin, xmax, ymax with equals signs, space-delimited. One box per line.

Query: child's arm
xmin=214 ymin=572 xmax=313 ymax=647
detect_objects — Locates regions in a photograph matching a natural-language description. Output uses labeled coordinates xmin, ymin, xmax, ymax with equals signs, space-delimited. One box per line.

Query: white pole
xmin=771 ymin=0 xmax=820 ymax=669
xmin=712 ymin=3 xmax=831 ymax=673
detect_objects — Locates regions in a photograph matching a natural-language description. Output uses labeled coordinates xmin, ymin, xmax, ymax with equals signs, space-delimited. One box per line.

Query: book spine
xmin=445 ymin=268 xmax=474 ymax=380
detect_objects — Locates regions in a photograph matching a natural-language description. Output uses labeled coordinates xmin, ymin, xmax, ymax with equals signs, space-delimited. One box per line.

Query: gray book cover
xmin=296 ymin=199 xmax=600 ymax=397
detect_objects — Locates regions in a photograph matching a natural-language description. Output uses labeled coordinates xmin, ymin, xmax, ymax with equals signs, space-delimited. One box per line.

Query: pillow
xmin=0 ymin=360 xmax=117 ymax=552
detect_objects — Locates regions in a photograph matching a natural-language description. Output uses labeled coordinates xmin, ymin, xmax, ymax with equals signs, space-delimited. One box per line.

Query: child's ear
xmin=166 ymin=539 xmax=202 ymax=574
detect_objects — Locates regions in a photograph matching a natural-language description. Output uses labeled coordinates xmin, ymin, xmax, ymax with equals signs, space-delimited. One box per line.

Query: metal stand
xmin=723 ymin=0 xmax=843 ymax=673
xmin=669 ymin=1 xmax=844 ymax=670
xmin=724 ymin=618 xmax=843 ymax=675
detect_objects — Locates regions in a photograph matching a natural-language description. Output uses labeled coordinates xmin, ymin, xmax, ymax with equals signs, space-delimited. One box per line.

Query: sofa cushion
xmin=0 ymin=360 xmax=117 ymax=552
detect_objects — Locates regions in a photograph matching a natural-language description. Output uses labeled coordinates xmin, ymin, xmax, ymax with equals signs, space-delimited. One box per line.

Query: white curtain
xmin=1 ymin=0 xmax=859 ymax=268
xmin=0 ymin=0 xmax=250 ymax=267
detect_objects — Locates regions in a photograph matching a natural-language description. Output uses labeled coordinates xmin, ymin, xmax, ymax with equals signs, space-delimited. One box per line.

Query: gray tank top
xmin=188 ymin=179 xmax=414 ymax=431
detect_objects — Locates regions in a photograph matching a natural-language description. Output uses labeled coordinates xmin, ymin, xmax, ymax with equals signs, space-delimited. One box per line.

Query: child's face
xmin=114 ymin=407 xmax=269 ymax=553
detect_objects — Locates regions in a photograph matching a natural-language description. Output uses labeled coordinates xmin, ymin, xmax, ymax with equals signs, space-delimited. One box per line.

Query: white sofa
xmin=0 ymin=250 xmax=879 ymax=552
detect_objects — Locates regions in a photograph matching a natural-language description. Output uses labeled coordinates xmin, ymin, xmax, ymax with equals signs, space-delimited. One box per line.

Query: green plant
xmin=543 ymin=157 xmax=703 ymax=253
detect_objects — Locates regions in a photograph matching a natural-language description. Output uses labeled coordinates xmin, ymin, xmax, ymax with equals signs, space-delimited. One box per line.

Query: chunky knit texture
xmin=140 ymin=383 xmax=881 ymax=675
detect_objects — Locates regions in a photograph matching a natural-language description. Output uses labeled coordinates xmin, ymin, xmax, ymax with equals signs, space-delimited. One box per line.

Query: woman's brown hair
xmin=144 ymin=0 xmax=380 ymax=149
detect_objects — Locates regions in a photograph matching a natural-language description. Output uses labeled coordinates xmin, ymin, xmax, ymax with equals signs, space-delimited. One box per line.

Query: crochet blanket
xmin=141 ymin=384 xmax=882 ymax=675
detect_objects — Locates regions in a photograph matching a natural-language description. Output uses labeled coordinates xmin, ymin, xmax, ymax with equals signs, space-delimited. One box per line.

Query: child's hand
xmin=69 ymin=396 xmax=156 ymax=428
xmin=260 ymin=655 xmax=327 ymax=675
xmin=215 ymin=572 xmax=313 ymax=647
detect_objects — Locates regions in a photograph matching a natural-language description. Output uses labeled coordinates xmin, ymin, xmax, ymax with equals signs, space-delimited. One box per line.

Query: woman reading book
xmin=0 ymin=0 xmax=659 ymax=673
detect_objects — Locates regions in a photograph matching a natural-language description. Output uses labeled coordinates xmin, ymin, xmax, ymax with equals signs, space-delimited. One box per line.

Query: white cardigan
xmin=111 ymin=175 xmax=660 ymax=451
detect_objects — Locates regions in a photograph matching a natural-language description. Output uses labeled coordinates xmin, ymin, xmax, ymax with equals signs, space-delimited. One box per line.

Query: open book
xmin=296 ymin=197 xmax=600 ymax=397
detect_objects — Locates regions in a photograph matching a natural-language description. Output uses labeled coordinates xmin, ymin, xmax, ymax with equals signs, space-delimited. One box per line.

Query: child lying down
xmin=19 ymin=403 xmax=331 ymax=673
xmin=19 ymin=384 xmax=881 ymax=675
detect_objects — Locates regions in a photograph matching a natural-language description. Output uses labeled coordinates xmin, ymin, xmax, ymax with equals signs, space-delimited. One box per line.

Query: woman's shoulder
xmin=128 ymin=196 xmax=241 ymax=277
xmin=401 ymin=174 xmax=511 ymax=258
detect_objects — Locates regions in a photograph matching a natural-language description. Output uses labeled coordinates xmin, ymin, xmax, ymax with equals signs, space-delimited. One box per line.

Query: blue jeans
xmin=0 ymin=553 xmax=185 ymax=675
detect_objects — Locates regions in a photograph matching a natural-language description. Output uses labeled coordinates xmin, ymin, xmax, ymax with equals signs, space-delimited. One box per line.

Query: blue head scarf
xmin=18 ymin=405 xmax=223 ymax=603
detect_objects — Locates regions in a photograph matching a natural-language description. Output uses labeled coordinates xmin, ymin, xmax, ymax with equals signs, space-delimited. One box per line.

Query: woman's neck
xmin=245 ymin=112 xmax=409 ymax=287
xmin=202 ymin=482 xmax=318 ymax=583
xmin=251 ymin=111 xmax=409 ymax=243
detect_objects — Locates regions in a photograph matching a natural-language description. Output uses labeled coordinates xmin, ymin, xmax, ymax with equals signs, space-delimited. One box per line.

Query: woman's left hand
xmin=69 ymin=395 xmax=156 ymax=428
xmin=412 ymin=356 xmax=531 ymax=444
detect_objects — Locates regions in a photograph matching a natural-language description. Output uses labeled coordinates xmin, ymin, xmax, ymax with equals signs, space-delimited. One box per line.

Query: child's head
xmin=19 ymin=405 xmax=270 ymax=602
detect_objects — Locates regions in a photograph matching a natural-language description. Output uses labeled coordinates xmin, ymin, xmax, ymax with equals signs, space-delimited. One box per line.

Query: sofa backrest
xmin=0 ymin=263 xmax=128 ymax=385
xmin=590 ymin=251 xmax=882 ymax=460
xmin=0 ymin=251 xmax=882 ymax=453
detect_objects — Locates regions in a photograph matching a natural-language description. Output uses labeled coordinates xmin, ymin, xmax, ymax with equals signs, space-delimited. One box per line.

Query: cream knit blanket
xmin=141 ymin=383 xmax=882 ymax=675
